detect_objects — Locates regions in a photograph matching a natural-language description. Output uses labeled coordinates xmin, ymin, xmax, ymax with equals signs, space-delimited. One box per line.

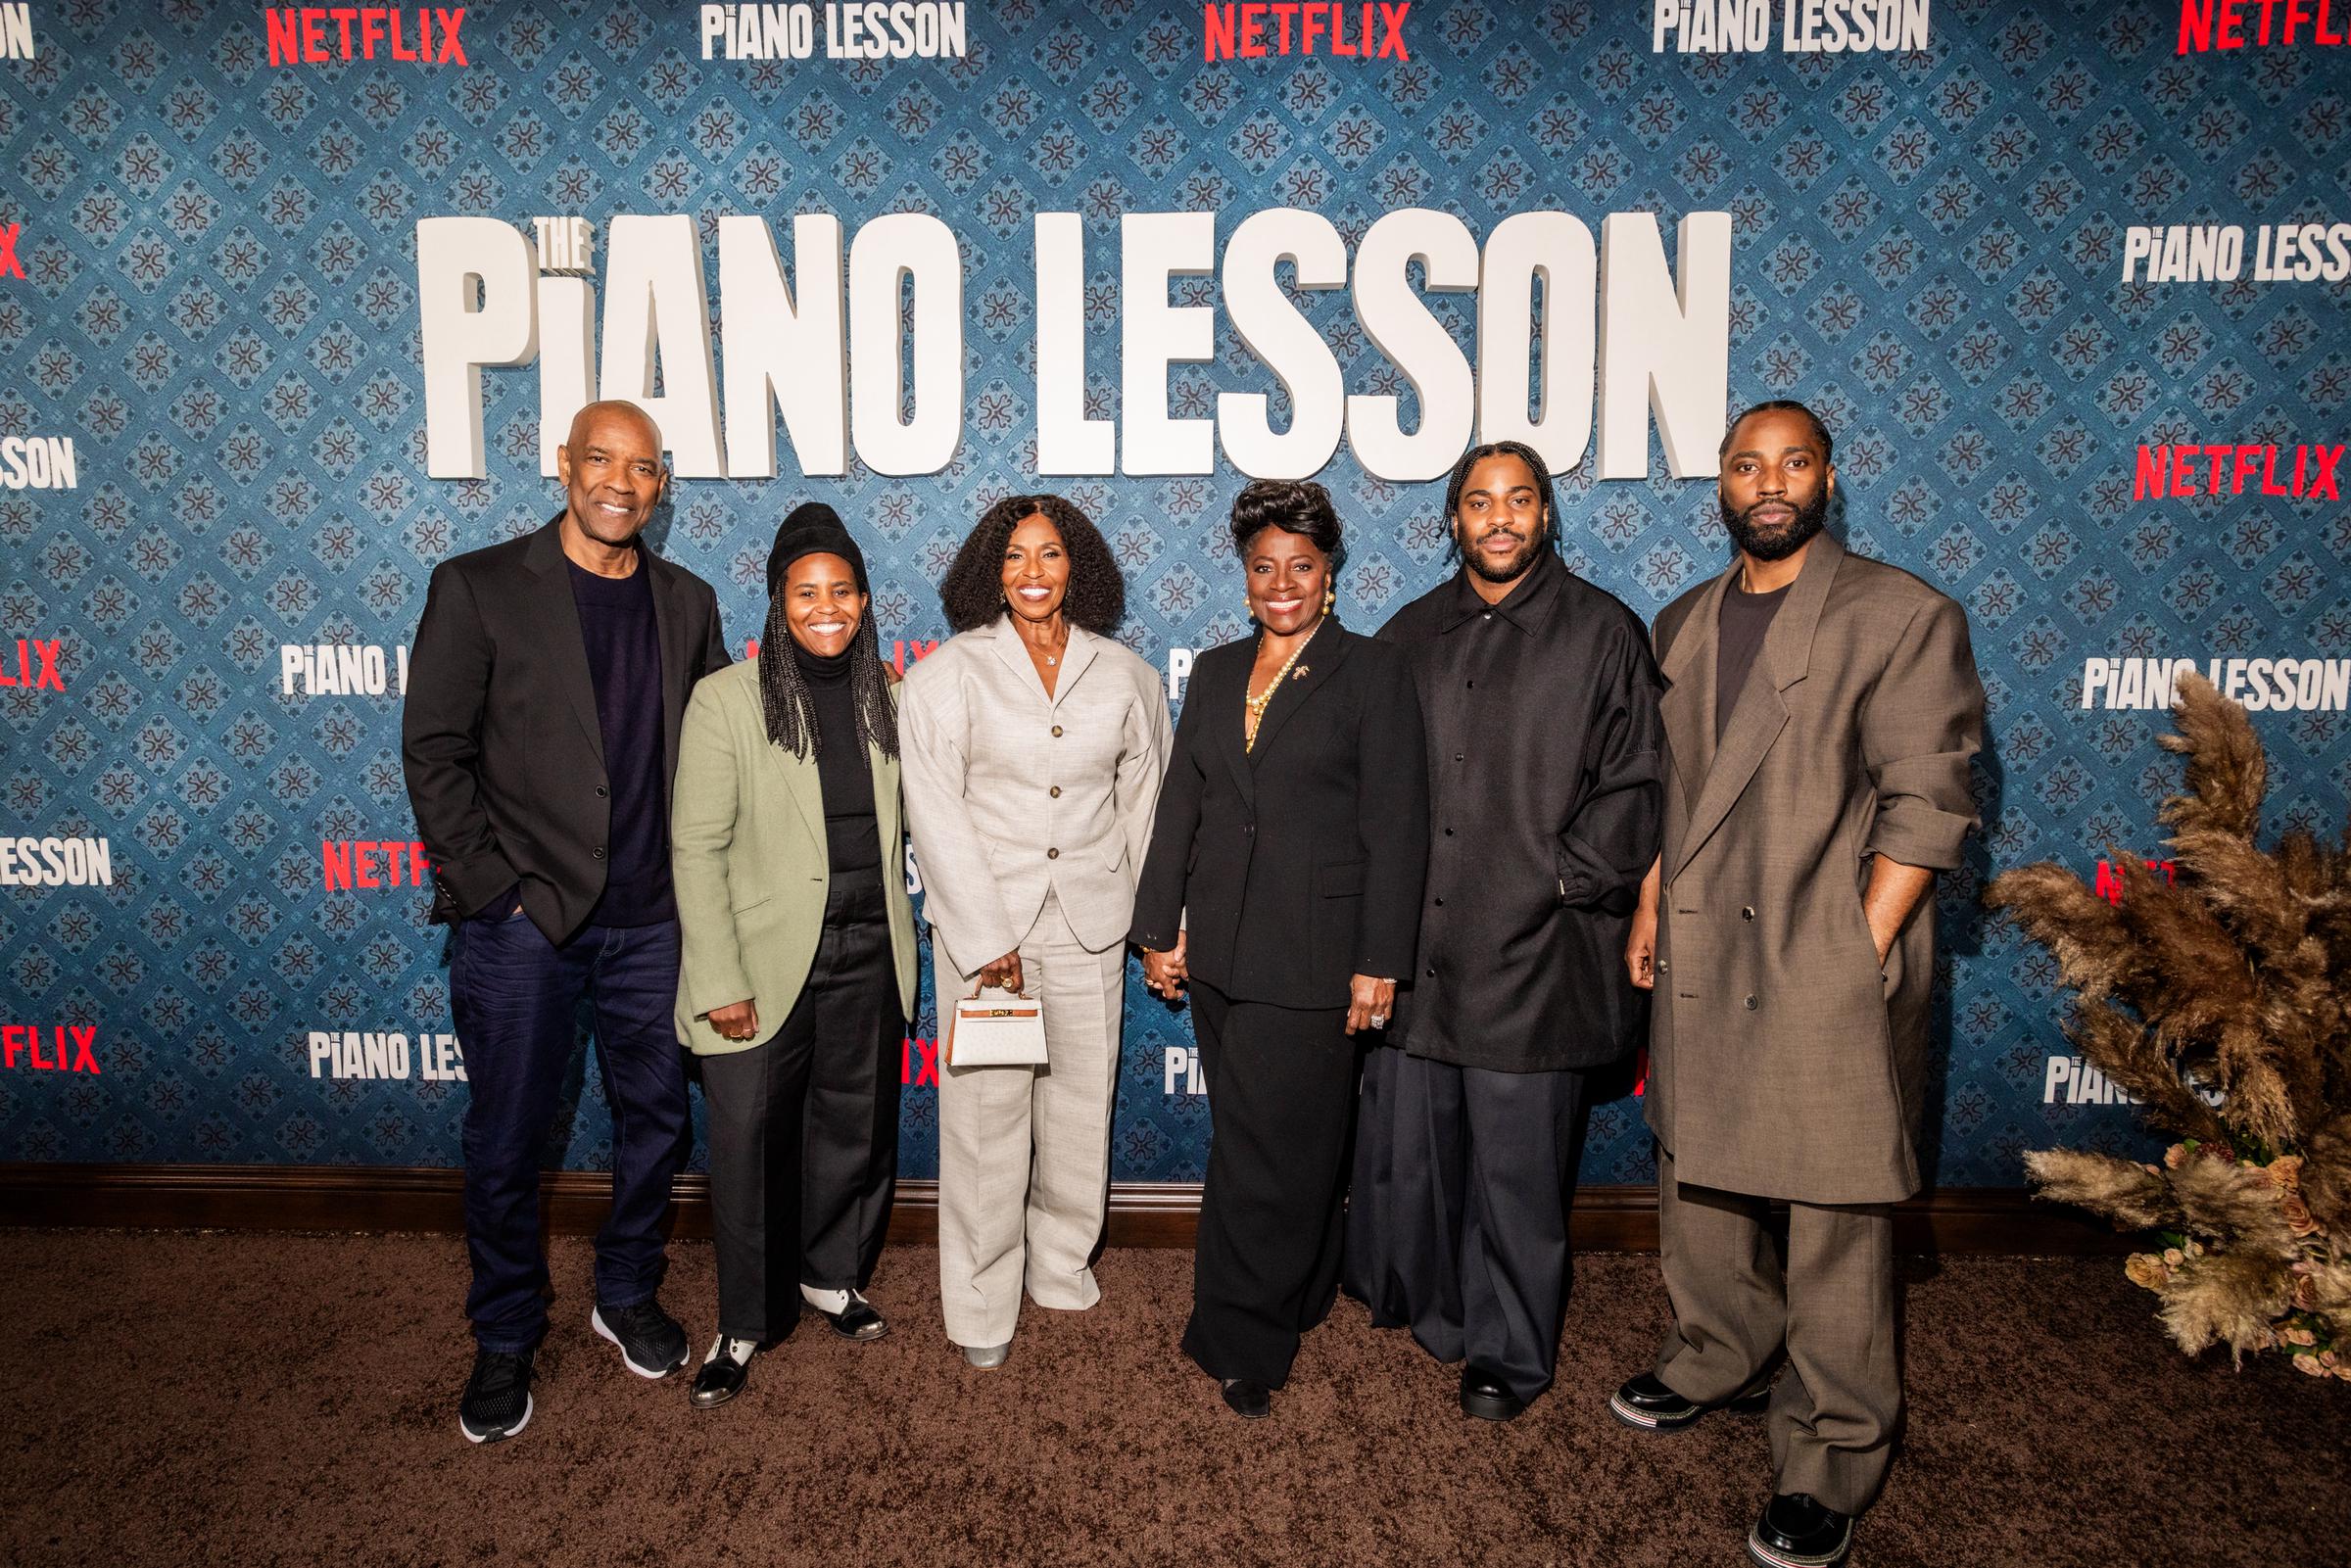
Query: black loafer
xmin=689 ymin=1337 xmax=756 ymax=1410
xmin=816 ymin=1296 xmax=888 ymax=1342
xmin=1220 ymin=1378 xmax=1271 ymax=1419
xmin=1607 ymin=1370 xmax=1772 ymax=1431
xmin=1747 ymin=1493 xmax=1853 ymax=1568
xmin=1459 ymin=1366 xmax=1526 ymax=1422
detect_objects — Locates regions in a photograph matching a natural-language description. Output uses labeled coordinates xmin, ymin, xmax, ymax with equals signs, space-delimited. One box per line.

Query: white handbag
xmin=945 ymin=984 xmax=1048 ymax=1068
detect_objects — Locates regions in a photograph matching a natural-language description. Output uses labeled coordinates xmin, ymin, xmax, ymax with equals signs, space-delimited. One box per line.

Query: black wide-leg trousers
xmin=1179 ymin=978 xmax=1359 ymax=1389
xmin=699 ymin=873 xmax=903 ymax=1345
xmin=1344 ymin=1045 xmax=1589 ymax=1405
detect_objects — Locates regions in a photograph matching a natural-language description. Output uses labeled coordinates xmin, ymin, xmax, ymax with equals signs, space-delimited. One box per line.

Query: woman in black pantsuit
xmin=1128 ymin=479 xmax=1429 ymax=1420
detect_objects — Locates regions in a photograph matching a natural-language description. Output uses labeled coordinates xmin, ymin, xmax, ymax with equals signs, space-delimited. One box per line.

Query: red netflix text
xmin=2133 ymin=443 xmax=2342 ymax=500
xmin=1203 ymin=2 xmax=1409 ymax=61
xmin=2094 ymin=859 xmax=2178 ymax=904
xmin=322 ymin=840 xmax=437 ymax=890
xmin=902 ymin=1036 xmax=937 ymax=1088
xmin=3 ymin=1023 xmax=99 ymax=1073
xmin=264 ymin=7 xmax=468 ymax=66
xmin=0 ymin=638 xmax=63 ymax=690
xmin=2178 ymin=0 xmax=2350 ymax=53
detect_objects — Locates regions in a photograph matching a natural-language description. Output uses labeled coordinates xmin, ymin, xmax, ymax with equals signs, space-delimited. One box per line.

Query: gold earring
xmin=1322 ymin=587 xmax=1336 ymax=611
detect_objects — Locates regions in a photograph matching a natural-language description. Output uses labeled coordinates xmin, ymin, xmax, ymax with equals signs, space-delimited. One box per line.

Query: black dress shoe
xmin=1607 ymin=1370 xmax=1773 ymax=1431
xmin=816 ymin=1295 xmax=888 ymax=1342
xmin=1747 ymin=1493 xmax=1853 ymax=1568
xmin=1459 ymin=1366 xmax=1526 ymax=1422
xmin=689 ymin=1337 xmax=756 ymax=1409
xmin=1220 ymin=1378 xmax=1271 ymax=1419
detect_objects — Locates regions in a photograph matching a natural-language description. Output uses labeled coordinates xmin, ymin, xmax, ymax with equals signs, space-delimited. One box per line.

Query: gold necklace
xmin=1243 ymin=619 xmax=1322 ymax=752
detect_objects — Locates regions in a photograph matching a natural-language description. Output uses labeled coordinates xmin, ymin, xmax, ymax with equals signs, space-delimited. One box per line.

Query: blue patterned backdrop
xmin=2 ymin=0 xmax=2346 ymax=1189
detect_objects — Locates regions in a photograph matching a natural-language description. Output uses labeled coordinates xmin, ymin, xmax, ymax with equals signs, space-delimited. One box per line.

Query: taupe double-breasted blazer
xmin=898 ymin=617 xmax=1174 ymax=979
xmin=1644 ymin=533 xmax=1986 ymax=1206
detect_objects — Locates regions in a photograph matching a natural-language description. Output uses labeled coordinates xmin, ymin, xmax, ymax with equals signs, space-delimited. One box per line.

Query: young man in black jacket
xmin=403 ymin=401 xmax=729 ymax=1443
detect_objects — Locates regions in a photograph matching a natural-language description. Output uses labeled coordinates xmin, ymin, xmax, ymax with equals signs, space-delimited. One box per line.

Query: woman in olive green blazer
xmin=669 ymin=506 xmax=920 ymax=1408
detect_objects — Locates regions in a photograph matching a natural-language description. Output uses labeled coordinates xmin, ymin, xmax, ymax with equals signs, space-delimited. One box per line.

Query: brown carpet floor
xmin=2 ymin=1230 xmax=2341 ymax=1568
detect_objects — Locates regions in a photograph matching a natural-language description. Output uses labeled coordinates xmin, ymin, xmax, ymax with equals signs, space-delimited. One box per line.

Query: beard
xmin=1719 ymin=486 xmax=1829 ymax=562
xmin=1459 ymin=523 xmax=1544 ymax=584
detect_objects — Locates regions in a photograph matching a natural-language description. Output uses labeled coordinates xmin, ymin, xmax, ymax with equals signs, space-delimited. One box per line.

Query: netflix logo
xmin=321 ymin=839 xmax=436 ymax=891
xmin=2093 ymin=859 xmax=2177 ymax=904
xmin=3 ymin=1024 xmax=100 ymax=1074
xmin=1203 ymin=2 xmax=1410 ymax=62
xmin=263 ymin=7 xmax=468 ymax=66
xmin=902 ymin=1035 xmax=937 ymax=1088
xmin=2178 ymin=0 xmax=2351 ymax=53
xmin=2133 ymin=443 xmax=2342 ymax=501
xmin=0 ymin=637 xmax=65 ymax=691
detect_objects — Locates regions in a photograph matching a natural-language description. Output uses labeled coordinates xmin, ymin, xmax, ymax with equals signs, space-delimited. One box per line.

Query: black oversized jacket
xmin=1128 ymin=623 xmax=1428 ymax=1011
xmin=1380 ymin=549 xmax=1664 ymax=1071
xmin=401 ymin=518 xmax=730 ymax=944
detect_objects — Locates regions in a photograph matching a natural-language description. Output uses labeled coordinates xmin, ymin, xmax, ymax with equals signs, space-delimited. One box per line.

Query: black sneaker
xmin=592 ymin=1297 xmax=689 ymax=1379
xmin=458 ymin=1344 xmax=536 ymax=1444
xmin=1747 ymin=1493 xmax=1853 ymax=1568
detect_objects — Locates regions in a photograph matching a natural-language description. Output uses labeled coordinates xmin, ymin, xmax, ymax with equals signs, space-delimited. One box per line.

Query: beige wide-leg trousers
xmin=1652 ymin=1148 xmax=1901 ymax=1516
xmin=936 ymin=892 xmax=1126 ymax=1350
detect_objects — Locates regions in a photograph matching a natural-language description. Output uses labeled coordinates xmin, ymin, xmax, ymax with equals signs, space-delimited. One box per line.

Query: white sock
xmin=705 ymin=1334 xmax=755 ymax=1366
xmin=799 ymin=1284 xmax=853 ymax=1314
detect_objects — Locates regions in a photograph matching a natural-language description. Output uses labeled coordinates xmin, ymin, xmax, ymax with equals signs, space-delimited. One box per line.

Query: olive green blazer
xmin=670 ymin=659 xmax=920 ymax=1056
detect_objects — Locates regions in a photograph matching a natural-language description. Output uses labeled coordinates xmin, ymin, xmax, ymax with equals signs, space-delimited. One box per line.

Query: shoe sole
xmin=1460 ymin=1391 xmax=1526 ymax=1422
xmin=959 ymin=1344 xmax=1009 ymax=1370
xmin=689 ymin=1382 xmax=744 ymax=1410
xmin=592 ymin=1307 xmax=686 ymax=1380
xmin=1608 ymin=1389 xmax=1773 ymax=1432
xmin=459 ymin=1392 xmax=532 ymax=1445
xmin=1746 ymin=1525 xmax=1852 ymax=1568
xmin=823 ymin=1317 xmax=889 ymax=1343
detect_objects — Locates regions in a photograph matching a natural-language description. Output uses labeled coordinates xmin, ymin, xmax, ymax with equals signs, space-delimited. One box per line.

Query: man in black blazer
xmin=1344 ymin=441 xmax=1665 ymax=1422
xmin=403 ymin=401 xmax=729 ymax=1444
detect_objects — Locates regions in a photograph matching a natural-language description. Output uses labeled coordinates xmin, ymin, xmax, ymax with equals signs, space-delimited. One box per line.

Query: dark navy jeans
xmin=451 ymin=909 xmax=689 ymax=1353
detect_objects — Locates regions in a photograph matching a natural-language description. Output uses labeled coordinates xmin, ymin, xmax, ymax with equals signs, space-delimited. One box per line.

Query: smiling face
xmin=1000 ymin=511 xmax=1070 ymax=623
xmin=779 ymin=551 xmax=865 ymax=659
xmin=1242 ymin=526 xmax=1331 ymax=636
xmin=1453 ymin=451 xmax=1548 ymax=586
xmin=556 ymin=403 xmax=667 ymax=549
xmin=1718 ymin=407 xmax=1836 ymax=563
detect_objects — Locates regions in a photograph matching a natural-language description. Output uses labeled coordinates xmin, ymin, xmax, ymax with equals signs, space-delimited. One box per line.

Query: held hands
xmin=1346 ymin=974 xmax=1395 ymax=1036
xmin=1141 ymin=933 xmax=1189 ymax=1000
xmin=977 ymin=950 xmax=1025 ymax=995
xmin=708 ymin=998 xmax=759 ymax=1043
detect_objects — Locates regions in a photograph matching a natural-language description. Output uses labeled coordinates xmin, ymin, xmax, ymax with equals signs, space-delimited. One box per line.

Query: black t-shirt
xmin=568 ymin=556 xmax=674 ymax=927
xmin=794 ymin=642 xmax=882 ymax=878
xmin=1716 ymin=578 xmax=1791 ymax=743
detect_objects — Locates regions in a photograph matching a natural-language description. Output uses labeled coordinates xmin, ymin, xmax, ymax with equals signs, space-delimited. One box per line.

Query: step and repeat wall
xmin=2 ymin=0 xmax=2347 ymax=1191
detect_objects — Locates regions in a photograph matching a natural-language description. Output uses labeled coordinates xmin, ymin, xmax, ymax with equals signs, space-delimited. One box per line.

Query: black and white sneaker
xmin=458 ymin=1344 xmax=536 ymax=1444
xmin=592 ymin=1297 xmax=689 ymax=1379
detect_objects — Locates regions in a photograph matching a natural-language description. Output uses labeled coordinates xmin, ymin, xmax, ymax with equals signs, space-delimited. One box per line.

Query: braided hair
xmin=756 ymin=596 xmax=900 ymax=762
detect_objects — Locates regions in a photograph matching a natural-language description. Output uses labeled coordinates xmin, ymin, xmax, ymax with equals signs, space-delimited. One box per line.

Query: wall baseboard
xmin=0 ymin=1163 xmax=2135 ymax=1254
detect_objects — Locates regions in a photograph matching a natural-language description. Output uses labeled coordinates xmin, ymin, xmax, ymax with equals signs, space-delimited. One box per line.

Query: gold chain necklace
xmin=1243 ymin=619 xmax=1322 ymax=752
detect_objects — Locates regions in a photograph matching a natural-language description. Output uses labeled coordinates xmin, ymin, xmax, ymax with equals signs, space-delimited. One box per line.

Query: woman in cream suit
xmin=899 ymin=494 xmax=1172 ymax=1368
xmin=670 ymin=505 xmax=921 ymax=1408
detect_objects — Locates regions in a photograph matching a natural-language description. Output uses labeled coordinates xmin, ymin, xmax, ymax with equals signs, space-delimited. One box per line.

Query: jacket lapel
xmin=755 ymin=684 xmax=828 ymax=852
xmin=1658 ymin=570 xmax=1727 ymax=813
xmin=1247 ymin=619 xmax=1354 ymax=765
xmin=1669 ymin=533 xmax=1845 ymax=879
xmin=986 ymin=616 xmax=1056 ymax=708
xmin=647 ymin=554 xmax=692 ymax=783
xmin=1212 ymin=644 xmax=1256 ymax=810
xmin=523 ymin=520 xmax=605 ymax=767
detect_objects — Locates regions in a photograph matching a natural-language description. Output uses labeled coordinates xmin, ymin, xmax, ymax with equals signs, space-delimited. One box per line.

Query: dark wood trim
xmin=0 ymin=1164 xmax=2135 ymax=1254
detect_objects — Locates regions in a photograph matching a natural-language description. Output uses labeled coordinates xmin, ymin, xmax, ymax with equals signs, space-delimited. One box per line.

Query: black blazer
xmin=402 ymin=518 xmax=730 ymax=942
xmin=1128 ymin=622 xmax=1428 ymax=1011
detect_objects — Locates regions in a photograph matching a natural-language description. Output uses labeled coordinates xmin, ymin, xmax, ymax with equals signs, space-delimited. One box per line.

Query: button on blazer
xmin=898 ymin=618 xmax=1174 ymax=978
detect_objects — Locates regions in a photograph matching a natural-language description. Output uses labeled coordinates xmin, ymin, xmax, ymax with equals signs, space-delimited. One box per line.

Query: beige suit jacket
xmin=898 ymin=618 xmax=1173 ymax=979
xmin=1644 ymin=533 xmax=1986 ymax=1205
xmin=668 ymin=660 xmax=921 ymax=1055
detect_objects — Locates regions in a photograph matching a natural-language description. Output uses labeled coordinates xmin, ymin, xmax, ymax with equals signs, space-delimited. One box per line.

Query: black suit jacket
xmin=1128 ymin=623 xmax=1428 ymax=1011
xmin=402 ymin=518 xmax=730 ymax=942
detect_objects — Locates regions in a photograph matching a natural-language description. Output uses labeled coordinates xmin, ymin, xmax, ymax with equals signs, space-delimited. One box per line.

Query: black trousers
xmin=1179 ymin=979 xmax=1359 ymax=1389
xmin=699 ymin=874 xmax=903 ymax=1344
xmin=1344 ymin=1046 xmax=1588 ymax=1404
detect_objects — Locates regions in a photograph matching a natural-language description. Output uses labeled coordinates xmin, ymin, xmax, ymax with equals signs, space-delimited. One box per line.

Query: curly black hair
xmin=1228 ymin=478 xmax=1343 ymax=566
xmin=937 ymin=494 xmax=1127 ymax=635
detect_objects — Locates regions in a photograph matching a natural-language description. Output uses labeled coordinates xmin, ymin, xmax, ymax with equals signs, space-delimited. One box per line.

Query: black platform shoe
xmin=1607 ymin=1370 xmax=1772 ymax=1432
xmin=1746 ymin=1493 xmax=1853 ymax=1568
xmin=1459 ymin=1365 xmax=1526 ymax=1422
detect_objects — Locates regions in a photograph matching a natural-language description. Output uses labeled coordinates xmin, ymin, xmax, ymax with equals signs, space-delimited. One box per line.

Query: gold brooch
xmin=1293 ymin=667 xmax=1309 ymax=680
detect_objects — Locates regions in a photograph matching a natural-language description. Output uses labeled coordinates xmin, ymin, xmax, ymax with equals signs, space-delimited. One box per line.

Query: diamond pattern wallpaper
xmin=2 ymin=0 xmax=2347 ymax=1188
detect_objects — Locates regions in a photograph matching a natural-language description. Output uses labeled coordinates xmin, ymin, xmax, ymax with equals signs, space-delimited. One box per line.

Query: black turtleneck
xmin=794 ymin=641 xmax=881 ymax=877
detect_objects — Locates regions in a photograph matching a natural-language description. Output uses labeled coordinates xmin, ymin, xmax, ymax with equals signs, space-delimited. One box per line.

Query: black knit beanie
xmin=765 ymin=501 xmax=870 ymax=596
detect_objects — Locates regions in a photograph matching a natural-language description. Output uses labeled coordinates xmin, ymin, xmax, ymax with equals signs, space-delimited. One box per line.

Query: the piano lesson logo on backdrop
xmin=2177 ymin=0 xmax=2351 ymax=54
xmin=263 ymin=7 xmax=468 ymax=66
xmin=0 ymin=4 xmax=33 ymax=60
xmin=309 ymin=1029 xmax=466 ymax=1082
xmin=698 ymin=3 xmax=970 ymax=59
xmin=2120 ymin=222 xmax=2351 ymax=283
xmin=2081 ymin=656 xmax=2351 ymax=712
xmin=1202 ymin=3 xmax=1411 ymax=61
xmin=1652 ymin=0 xmax=1929 ymax=53
xmin=0 ymin=835 xmax=112 ymax=887
xmin=1 ymin=436 xmax=75 ymax=490
xmin=280 ymin=643 xmax=409 ymax=696
xmin=3 ymin=1025 xmax=99 ymax=1075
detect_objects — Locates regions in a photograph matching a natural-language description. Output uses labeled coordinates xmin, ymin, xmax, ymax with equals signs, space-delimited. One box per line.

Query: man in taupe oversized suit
xmin=1611 ymin=401 xmax=1986 ymax=1568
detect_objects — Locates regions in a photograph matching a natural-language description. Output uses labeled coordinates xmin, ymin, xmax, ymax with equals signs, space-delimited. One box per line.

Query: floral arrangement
xmin=1985 ymin=672 xmax=2350 ymax=1379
